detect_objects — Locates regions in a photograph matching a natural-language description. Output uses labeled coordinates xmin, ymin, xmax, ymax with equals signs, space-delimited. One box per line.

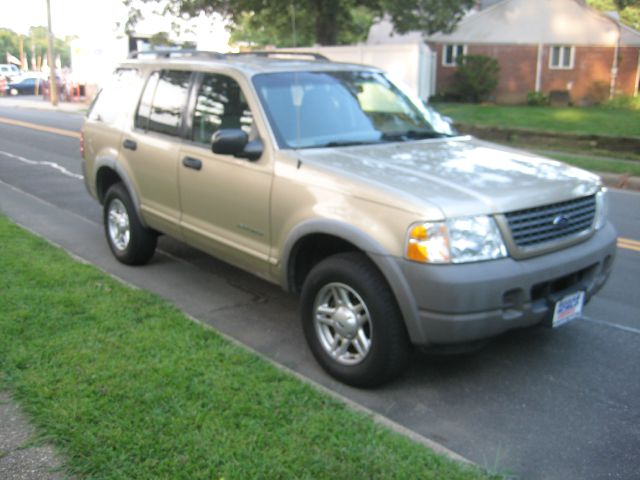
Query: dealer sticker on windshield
xmin=552 ymin=291 xmax=585 ymax=328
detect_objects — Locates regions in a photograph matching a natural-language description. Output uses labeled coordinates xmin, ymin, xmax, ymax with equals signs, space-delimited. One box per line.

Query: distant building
xmin=369 ymin=0 xmax=640 ymax=104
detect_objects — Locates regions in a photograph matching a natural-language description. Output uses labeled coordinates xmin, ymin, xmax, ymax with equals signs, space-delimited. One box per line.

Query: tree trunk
xmin=313 ymin=0 xmax=339 ymax=45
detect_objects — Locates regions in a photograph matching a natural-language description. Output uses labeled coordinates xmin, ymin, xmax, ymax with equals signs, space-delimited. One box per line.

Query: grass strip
xmin=0 ymin=216 xmax=493 ymax=479
xmin=541 ymin=152 xmax=640 ymax=177
xmin=435 ymin=103 xmax=640 ymax=138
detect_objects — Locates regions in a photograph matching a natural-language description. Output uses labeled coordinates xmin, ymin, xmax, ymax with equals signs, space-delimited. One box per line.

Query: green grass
xmin=0 ymin=216 xmax=493 ymax=479
xmin=436 ymin=103 xmax=640 ymax=138
xmin=540 ymin=152 xmax=640 ymax=177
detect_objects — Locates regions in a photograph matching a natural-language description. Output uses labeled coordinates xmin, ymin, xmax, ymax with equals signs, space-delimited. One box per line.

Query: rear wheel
xmin=103 ymin=183 xmax=156 ymax=265
xmin=301 ymin=253 xmax=411 ymax=387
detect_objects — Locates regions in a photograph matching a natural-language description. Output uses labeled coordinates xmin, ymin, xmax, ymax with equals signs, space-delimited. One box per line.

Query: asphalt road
xmin=1 ymin=105 xmax=639 ymax=479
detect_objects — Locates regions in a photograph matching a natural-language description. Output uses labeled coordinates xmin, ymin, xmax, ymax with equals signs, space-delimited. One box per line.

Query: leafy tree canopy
xmin=125 ymin=0 xmax=475 ymax=47
xmin=588 ymin=0 xmax=640 ymax=29
xmin=0 ymin=27 xmax=72 ymax=68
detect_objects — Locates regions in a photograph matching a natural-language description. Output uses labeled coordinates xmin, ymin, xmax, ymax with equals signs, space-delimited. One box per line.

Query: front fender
xmin=280 ymin=219 xmax=424 ymax=343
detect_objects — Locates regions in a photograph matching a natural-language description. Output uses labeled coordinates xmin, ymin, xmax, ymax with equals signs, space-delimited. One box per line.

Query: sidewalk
xmin=0 ymin=95 xmax=87 ymax=114
xmin=0 ymin=392 xmax=66 ymax=479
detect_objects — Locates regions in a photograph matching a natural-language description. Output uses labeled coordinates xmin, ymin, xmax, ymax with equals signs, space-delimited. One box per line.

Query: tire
xmin=103 ymin=183 xmax=157 ymax=265
xmin=300 ymin=252 xmax=411 ymax=388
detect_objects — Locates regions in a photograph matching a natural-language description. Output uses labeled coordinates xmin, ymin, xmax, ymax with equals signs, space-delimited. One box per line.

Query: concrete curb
xmin=0 ymin=96 xmax=86 ymax=114
xmin=598 ymin=171 xmax=640 ymax=192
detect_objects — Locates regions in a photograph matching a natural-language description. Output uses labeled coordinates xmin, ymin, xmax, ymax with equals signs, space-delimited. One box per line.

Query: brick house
xmin=369 ymin=0 xmax=640 ymax=104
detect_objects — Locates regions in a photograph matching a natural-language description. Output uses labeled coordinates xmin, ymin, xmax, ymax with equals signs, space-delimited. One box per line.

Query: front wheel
xmin=300 ymin=253 xmax=411 ymax=388
xmin=103 ymin=183 xmax=157 ymax=265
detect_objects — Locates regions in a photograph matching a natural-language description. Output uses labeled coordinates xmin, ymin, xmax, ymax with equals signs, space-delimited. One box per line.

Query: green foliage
xmin=526 ymin=91 xmax=550 ymax=106
xmin=604 ymin=95 xmax=640 ymax=110
xmin=0 ymin=28 xmax=20 ymax=58
xmin=229 ymin=4 xmax=377 ymax=47
xmin=130 ymin=0 xmax=474 ymax=46
xmin=0 ymin=27 xmax=72 ymax=69
xmin=149 ymin=31 xmax=176 ymax=48
xmin=0 ymin=216 xmax=493 ymax=479
xmin=434 ymin=102 xmax=640 ymax=137
xmin=451 ymin=55 xmax=500 ymax=103
xmin=543 ymin=152 xmax=640 ymax=177
xmin=587 ymin=0 xmax=640 ymax=29
xmin=614 ymin=0 xmax=640 ymax=9
xmin=382 ymin=0 xmax=475 ymax=36
xmin=228 ymin=8 xmax=316 ymax=47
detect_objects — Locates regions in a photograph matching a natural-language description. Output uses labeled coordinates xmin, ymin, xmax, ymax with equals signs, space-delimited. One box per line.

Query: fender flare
xmin=281 ymin=219 xmax=424 ymax=343
xmin=94 ymin=156 xmax=148 ymax=228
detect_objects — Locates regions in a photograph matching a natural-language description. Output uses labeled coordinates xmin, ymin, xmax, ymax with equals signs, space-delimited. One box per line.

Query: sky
xmin=1 ymin=0 xmax=129 ymax=38
xmin=0 ymin=0 xmax=230 ymax=50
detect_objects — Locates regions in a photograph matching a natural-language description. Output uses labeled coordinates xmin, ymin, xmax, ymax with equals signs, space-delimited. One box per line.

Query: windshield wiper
xmin=381 ymin=130 xmax=450 ymax=142
xmin=310 ymin=140 xmax=380 ymax=148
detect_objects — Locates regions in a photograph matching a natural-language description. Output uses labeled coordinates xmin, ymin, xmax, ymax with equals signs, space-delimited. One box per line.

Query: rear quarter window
xmin=88 ymin=69 xmax=142 ymax=126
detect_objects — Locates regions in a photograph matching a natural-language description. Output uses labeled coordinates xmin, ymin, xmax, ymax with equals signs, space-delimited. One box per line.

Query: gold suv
xmin=82 ymin=50 xmax=616 ymax=387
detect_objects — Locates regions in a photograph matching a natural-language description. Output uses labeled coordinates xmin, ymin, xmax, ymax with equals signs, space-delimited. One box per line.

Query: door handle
xmin=182 ymin=156 xmax=203 ymax=171
xmin=122 ymin=139 xmax=137 ymax=151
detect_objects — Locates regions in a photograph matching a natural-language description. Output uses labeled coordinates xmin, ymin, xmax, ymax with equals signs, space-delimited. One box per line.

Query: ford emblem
xmin=553 ymin=215 xmax=570 ymax=228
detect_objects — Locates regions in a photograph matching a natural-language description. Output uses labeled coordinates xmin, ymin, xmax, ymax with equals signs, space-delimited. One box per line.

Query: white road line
xmin=582 ymin=316 xmax=640 ymax=335
xmin=0 ymin=149 xmax=83 ymax=180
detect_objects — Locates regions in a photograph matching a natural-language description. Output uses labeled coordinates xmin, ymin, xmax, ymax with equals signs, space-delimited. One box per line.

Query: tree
xmin=0 ymin=28 xmax=20 ymax=59
xmin=0 ymin=27 xmax=72 ymax=69
xmin=382 ymin=0 xmax=475 ymax=37
xmin=588 ymin=0 xmax=640 ymax=29
xmin=25 ymin=26 xmax=73 ymax=68
xmin=125 ymin=0 xmax=475 ymax=46
xmin=614 ymin=0 xmax=639 ymax=9
xmin=228 ymin=3 xmax=376 ymax=47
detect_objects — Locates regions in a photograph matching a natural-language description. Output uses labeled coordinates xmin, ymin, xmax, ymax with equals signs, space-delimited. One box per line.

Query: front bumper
xmin=398 ymin=223 xmax=617 ymax=345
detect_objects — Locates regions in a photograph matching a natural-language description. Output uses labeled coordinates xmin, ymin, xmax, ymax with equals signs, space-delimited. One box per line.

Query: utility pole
xmin=46 ymin=0 xmax=58 ymax=106
xmin=19 ymin=36 xmax=25 ymax=72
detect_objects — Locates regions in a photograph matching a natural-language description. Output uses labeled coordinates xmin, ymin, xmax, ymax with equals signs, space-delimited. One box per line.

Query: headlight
xmin=593 ymin=188 xmax=608 ymax=231
xmin=406 ymin=216 xmax=507 ymax=264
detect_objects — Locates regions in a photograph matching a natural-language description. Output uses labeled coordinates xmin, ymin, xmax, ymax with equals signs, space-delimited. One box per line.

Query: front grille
xmin=505 ymin=195 xmax=596 ymax=248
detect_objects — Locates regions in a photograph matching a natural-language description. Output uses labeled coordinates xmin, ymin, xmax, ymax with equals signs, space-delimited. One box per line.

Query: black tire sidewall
xmin=301 ymin=253 xmax=410 ymax=387
xmin=103 ymin=183 xmax=156 ymax=265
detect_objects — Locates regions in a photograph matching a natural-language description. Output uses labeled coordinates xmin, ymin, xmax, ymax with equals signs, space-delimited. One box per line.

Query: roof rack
xmin=126 ymin=49 xmax=328 ymax=62
xmin=128 ymin=49 xmax=226 ymax=60
xmin=230 ymin=51 xmax=329 ymax=61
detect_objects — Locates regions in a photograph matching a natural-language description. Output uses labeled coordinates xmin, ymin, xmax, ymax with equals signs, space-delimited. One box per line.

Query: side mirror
xmin=212 ymin=129 xmax=248 ymax=155
xmin=211 ymin=129 xmax=263 ymax=161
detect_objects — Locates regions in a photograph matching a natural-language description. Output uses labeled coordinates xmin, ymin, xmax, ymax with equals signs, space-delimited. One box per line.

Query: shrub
xmin=526 ymin=91 xmax=549 ymax=106
xmin=604 ymin=95 xmax=640 ymax=111
xmin=451 ymin=54 xmax=500 ymax=103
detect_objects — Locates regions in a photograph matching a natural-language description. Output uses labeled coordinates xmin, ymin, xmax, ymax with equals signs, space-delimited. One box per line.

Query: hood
xmin=296 ymin=136 xmax=600 ymax=218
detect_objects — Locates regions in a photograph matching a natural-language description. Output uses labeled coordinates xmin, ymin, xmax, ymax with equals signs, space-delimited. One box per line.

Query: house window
xmin=549 ymin=46 xmax=574 ymax=70
xmin=443 ymin=44 xmax=466 ymax=67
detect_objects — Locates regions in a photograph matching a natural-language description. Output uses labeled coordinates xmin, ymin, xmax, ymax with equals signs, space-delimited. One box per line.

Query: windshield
xmin=252 ymin=70 xmax=455 ymax=149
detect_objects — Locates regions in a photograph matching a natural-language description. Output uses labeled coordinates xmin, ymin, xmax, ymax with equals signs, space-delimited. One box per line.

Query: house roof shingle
xmin=428 ymin=0 xmax=640 ymax=47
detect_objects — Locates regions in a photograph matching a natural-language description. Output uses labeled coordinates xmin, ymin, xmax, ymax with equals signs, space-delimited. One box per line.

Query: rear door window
xmin=135 ymin=70 xmax=191 ymax=137
xmin=134 ymin=72 xmax=159 ymax=131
